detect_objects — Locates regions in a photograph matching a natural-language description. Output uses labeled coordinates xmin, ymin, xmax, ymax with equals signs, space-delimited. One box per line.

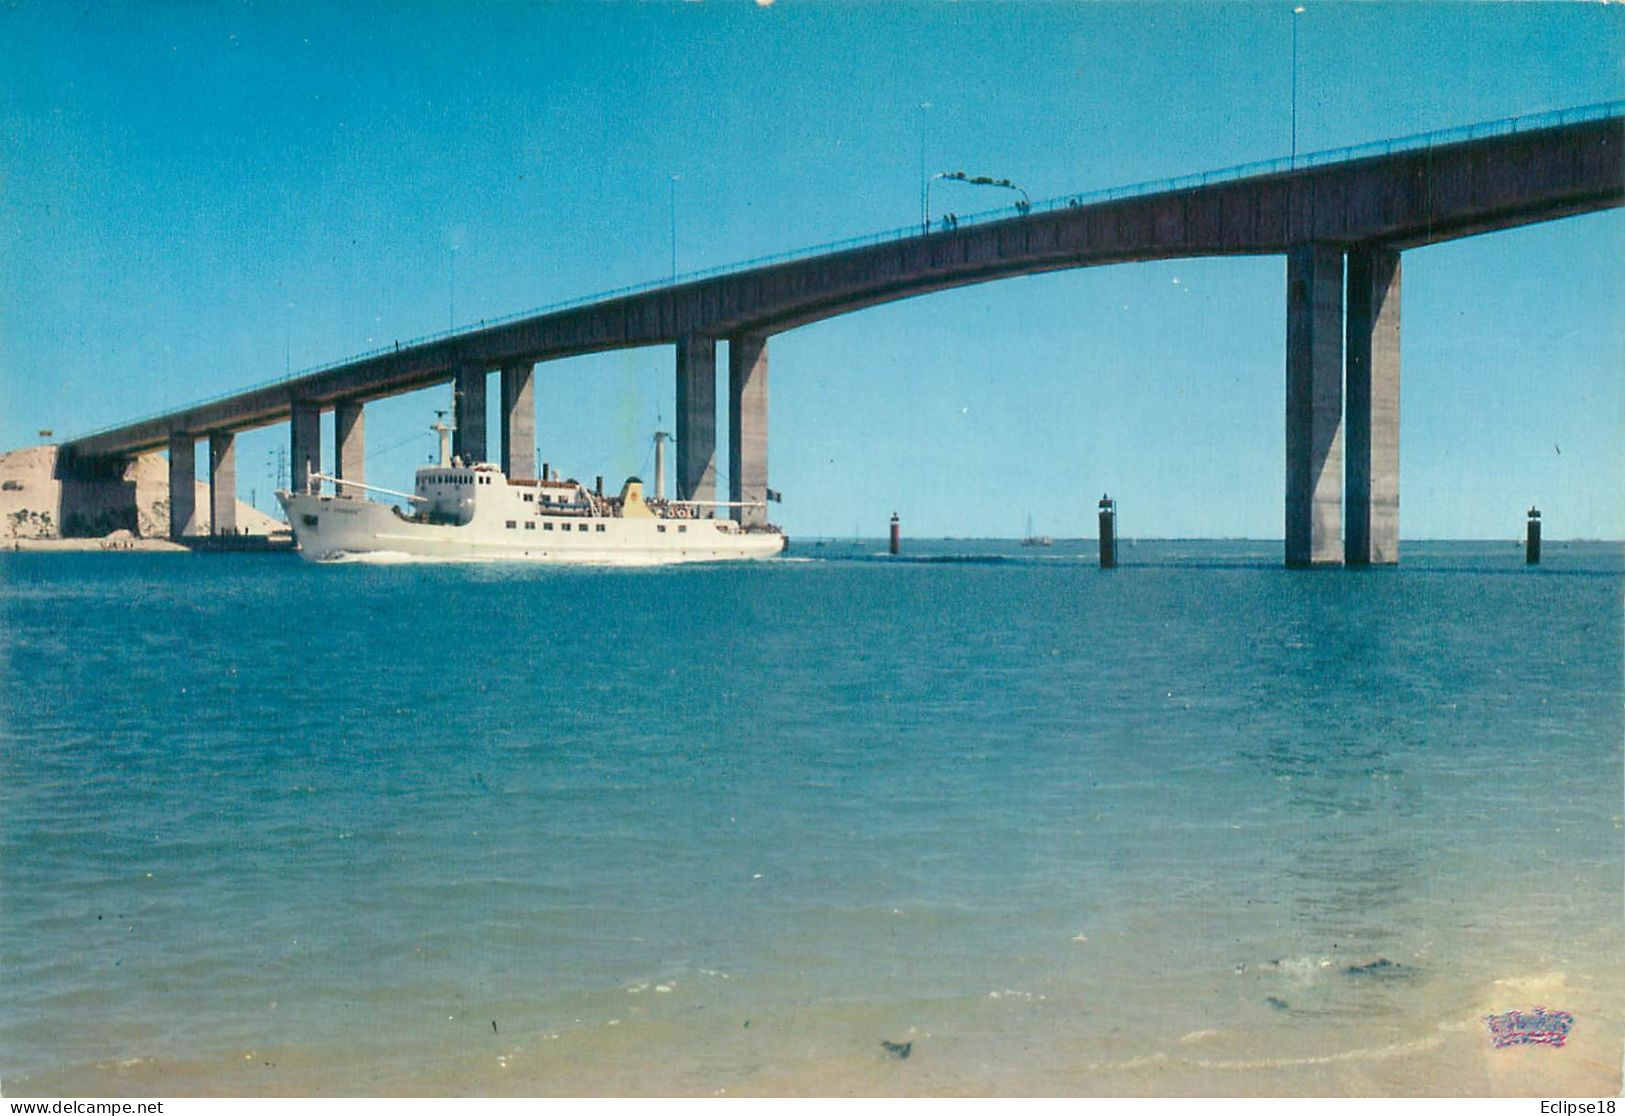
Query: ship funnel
xmin=619 ymin=477 xmax=654 ymax=519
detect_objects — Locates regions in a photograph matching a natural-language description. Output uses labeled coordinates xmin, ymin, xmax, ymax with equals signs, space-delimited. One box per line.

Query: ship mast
xmin=431 ymin=410 xmax=453 ymax=467
xmin=652 ymin=430 xmax=671 ymax=502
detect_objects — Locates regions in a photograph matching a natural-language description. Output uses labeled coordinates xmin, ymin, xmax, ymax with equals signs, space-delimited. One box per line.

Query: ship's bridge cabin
xmin=414 ymin=463 xmax=485 ymax=525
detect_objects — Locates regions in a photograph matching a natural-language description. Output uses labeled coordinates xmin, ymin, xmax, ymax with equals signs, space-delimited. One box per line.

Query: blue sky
xmin=3 ymin=2 xmax=1621 ymax=539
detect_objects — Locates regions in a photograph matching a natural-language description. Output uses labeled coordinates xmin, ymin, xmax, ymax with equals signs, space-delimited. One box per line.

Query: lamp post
xmin=925 ymin=171 xmax=1031 ymax=231
xmin=448 ymin=244 xmax=458 ymax=329
xmin=668 ymin=174 xmax=681 ymax=281
xmin=1291 ymin=5 xmax=1305 ymax=168
xmin=918 ymin=100 xmax=932 ymax=233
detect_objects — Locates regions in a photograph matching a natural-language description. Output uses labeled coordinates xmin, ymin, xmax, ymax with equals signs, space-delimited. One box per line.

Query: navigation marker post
xmin=1099 ymin=495 xmax=1117 ymax=569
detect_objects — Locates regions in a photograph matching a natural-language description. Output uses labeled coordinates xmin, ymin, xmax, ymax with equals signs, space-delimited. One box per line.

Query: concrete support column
xmin=208 ymin=432 xmax=236 ymax=535
xmin=728 ymin=333 xmax=769 ymax=526
xmin=335 ymin=401 xmax=365 ymax=500
xmin=1285 ymin=243 xmax=1345 ymax=567
xmin=290 ymin=401 xmax=322 ymax=496
xmin=500 ymin=362 xmax=536 ymax=479
xmin=1345 ymin=247 xmax=1401 ymax=565
xmin=453 ymin=364 xmax=488 ymax=464
xmin=676 ymin=335 xmax=717 ymax=502
xmin=168 ymin=432 xmax=195 ymax=541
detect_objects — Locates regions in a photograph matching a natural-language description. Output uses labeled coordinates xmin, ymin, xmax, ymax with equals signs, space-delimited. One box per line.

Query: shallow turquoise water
xmin=2 ymin=541 xmax=1620 ymax=1095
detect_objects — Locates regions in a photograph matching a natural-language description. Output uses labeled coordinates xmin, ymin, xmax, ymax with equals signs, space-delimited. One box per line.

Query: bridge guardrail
xmin=69 ymin=99 xmax=1625 ymax=445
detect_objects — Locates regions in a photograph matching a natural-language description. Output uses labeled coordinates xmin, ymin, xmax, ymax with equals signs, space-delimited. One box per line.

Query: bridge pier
xmin=335 ymin=402 xmax=365 ymax=499
xmin=290 ymin=401 xmax=321 ymax=495
xmin=1345 ymin=248 xmax=1401 ymax=565
xmin=168 ymin=433 xmax=195 ymax=540
xmin=728 ymin=333 xmax=769 ymax=526
xmin=453 ymin=365 xmax=488 ymax=464
xmin=1285 ymin=244 xmax=1345 ymax=567
xmin=209 ymin=433 xmax=236 ymax=534
xmin=676 ymin=335 xmax=717 ymax=503
xmin=501 ymin=362 xmax=536 ymax=479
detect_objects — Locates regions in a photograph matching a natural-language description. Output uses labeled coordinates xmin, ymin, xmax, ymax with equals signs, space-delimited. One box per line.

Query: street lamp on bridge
xmin=1291 ymin=5 xmax=1306 ymax=168
xmin=668 ymin=173 xmax=681 ymax=281
xmin=917 ymin=100 xmax=933 ymax=234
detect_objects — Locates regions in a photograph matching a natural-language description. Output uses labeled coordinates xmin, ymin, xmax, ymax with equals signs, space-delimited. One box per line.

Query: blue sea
xmin=2 ymin=540 xmax=1620 ymax=1097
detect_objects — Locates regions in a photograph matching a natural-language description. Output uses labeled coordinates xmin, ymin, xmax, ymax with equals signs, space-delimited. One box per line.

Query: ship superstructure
xmin=276 ymin=424 xmax=785 ymax=564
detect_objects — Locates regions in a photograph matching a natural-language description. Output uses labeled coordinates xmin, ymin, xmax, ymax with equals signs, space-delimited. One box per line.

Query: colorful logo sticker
xmin=1483 ymin=1007 xmax=1574 ymax=1049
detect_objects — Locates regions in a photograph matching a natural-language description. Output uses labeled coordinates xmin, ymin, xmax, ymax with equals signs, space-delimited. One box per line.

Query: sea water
xmin=1 ymin=540 xmax=1619 ymax=1097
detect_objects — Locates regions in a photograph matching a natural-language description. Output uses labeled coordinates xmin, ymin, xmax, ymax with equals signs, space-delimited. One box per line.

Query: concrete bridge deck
xmin=57 ymin=103 xmax=1625 ymax=563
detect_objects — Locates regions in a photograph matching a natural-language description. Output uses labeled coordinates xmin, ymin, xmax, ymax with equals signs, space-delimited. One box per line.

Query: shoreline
xmin=6 ymin=981 xmax=1616 ymax=1099
xmin=3 ymin=533 xmax=294 ymax=554
xmin=4 ymin=535 xmax=189 ymax=553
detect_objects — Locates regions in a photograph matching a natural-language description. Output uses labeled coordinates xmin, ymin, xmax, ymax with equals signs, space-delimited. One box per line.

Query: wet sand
xmin=8 ymin=967 xmax=1617 ymax=1098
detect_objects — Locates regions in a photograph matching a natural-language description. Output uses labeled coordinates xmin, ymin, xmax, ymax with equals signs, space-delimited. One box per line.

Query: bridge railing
xmin=70 ymin=99 xmax=1624 ymax=445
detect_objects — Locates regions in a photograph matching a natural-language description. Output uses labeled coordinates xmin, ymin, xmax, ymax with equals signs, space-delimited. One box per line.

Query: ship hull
xmin=277 ymin=493 xmax=786 ymax=565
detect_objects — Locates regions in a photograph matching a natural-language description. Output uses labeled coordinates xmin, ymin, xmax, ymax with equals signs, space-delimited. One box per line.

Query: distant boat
xmin=1020 ymin=514 xmax=1052 ymax=548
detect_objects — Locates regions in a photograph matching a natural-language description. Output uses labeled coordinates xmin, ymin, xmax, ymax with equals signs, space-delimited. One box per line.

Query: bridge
xmin=59 ymin=103 xmax=1625 ymax=565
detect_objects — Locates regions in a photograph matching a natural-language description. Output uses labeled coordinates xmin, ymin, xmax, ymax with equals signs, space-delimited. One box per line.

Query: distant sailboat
xmin=1021 ymin=514 xmax=1052 ymax=548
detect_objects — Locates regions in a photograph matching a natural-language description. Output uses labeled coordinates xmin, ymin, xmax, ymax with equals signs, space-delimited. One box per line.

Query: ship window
xmin=523 ymin=493 xmax=533 ymax=502
xmin=506 ymin=520 xmax=517 ymax=529
xmin=596 ymin=524 xmax=606 ymax=532
xmin=577 ymin=523 xmax=588 ymax=532
xmin=658 ymin=525 xmax=666 ymax=533
xmin=543 ymin=522 xmax=553 ymax=531
xmin=524 ymin=521 xmax=535 ymax=530
xmin=678 ymin=525 xmax=687 ymax=533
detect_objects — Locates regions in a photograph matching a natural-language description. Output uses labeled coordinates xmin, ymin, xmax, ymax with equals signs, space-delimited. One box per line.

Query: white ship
xmin=276 ymin=425 xmax=786 ymax=565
